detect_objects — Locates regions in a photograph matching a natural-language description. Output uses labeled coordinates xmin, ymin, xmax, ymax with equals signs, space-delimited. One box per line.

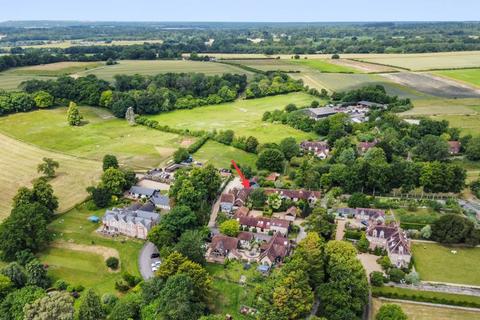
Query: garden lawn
xmin=372 ymin=298 xmax=480 ymax=320
xmin=42 ymin=204 xmax=144 ymax=295
xmin=412 ymin=242 xmax=480 ymax=286
xmin=289 ymin=59 xmax=360 ymax=73
xmin=0 ymin=106 xmax=187 ymax=169
xmin=206 ymin=261 xmax=263 ymax=319
xmin=193 ymin=140 xmax=258 ymax=169
xmin=435 ymin=69 xmax=480 ymax=88
xmin=78 ymin=60 xmax=253 ymax=81
xmin=146 ymin=92 xmax=319 ymax=143
xmin=0 ymin=132 xmax=101 ymax=220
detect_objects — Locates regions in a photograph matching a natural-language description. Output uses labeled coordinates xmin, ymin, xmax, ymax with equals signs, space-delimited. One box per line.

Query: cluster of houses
xmin=209 ymin=187 xmax=322 ymax=267
xmin=338 ymin=207 xmax=411 ymax=268
xmin=299 ymin=139 xmax=379 ymax=159
xmin=303 ymin=101 xmax=387 ymax=123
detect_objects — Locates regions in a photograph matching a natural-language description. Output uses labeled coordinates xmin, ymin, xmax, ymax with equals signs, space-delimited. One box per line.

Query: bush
xmin=53 ymin=279 xmax=69 ymax=291
xmin=388 ymin=268 xmax=405 ymax=283
xmin=106 ymin=257 xmax=119 ymax=270
xmin=115 ymin=280 xmax=130 ymax=292
xmin=370 ymin=271 xmax=384 ymax=287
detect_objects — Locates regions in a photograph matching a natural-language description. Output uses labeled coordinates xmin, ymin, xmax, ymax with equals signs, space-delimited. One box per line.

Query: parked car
xmin=150 ymin=253 xmax=160 ymax=258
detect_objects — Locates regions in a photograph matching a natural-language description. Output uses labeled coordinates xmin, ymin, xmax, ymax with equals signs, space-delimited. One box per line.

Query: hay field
xmin=0 ymin=73 xmax=54 ymax=91
xmin=372 ymin=298 xmax=480 ymax=320
xmin=357 ymin=51 xmax=480 ymax=71
xmin=146 ymin=92 xmax=319 ymax=143
xmin=0 ymin=133 xmax=101 ymax=220
xmin=78 ymin=60 xmax=253 ymax=81
xmin=0 ymin=106 xmax=186 ymax=169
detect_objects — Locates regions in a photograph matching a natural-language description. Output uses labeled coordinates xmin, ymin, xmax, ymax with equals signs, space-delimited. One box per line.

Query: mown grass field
xmin=0 ymin=132 xmax=101 ymax=220
xmin=0 ymin=106 xmax=186 ymax=169
xmin=402 ymin=98 xmax=480 ymax=116
xmin=357 ymin=51 xmax=480 ymax=71
xmin=289 ymin=58 xmax=360 ymax=73
xmin=5 ymin=61 xmax=104 ymax=76
xmin=146 ymin=92 xmax=319 ymax=143
xmin=41 ymin=204 xmax=143 ymax=295
xmin=412 ymin=242 xmax=480 ymax=286
xmin=372 ymin=298 xmax=480 ymax=320
xmin=193 ymin=140 xmax=258 ymax=169
xmin=435 ymin=68 xmax=480 ymax=88
xmin=430 ymin=113 xmax=480 ymax=136
xmin=78 ymin=60 xmax=253 ymax=81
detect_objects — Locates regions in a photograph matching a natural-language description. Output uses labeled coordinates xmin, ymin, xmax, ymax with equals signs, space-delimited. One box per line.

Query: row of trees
xmin=0 ymin=90 xmax=54 ymax=116
xmin=245 ymin=72 xmax=304 ymax=99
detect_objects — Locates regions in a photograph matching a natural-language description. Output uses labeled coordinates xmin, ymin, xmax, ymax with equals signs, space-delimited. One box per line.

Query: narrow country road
xmin=138 ymin=241 xmax=159 ymax=280
xmin=208 ymin=177 xmax=242 ymax=228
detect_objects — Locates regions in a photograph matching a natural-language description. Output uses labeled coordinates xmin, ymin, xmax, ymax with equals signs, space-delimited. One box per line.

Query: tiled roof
xmin=129 ymin=186 xmax=157 ymax=197
xmin=259 ymin=233 xmax=290 ymax=263
xmin=220 ymin=193 xmax=235 ymax=204
xmin=210 ymin=235 xmax=239 ymax=252
xmin=237 ymin=216 xmax=290 ymax=229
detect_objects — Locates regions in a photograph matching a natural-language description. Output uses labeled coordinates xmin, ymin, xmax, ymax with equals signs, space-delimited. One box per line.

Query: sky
xmin=0 ymin=0 xmax=479 ymax=22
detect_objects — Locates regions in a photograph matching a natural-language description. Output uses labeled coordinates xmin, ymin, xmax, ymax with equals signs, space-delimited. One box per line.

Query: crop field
xmin=42 ymin=204 xmax=143 ymax=294
xmin=78 ymin=60 xmax=253 ymax=81
xmin=357 ymin=51 xmax=480 ymax=71
xmin=412 ymin=242 xmax=480 ymax=286
xmin=193 ymin=140 xmax=258 ymax=169
xmin=0 ymin=132 xmax=101 ymax=220
xmin=6 ymin=61 xmax=104 ymax=76
xmin=0 ymin=73 xmax=54 ymax=91
xmin=382 ymin=72 xmax=480 ymax=99
xmin=0 ymin=106 xmax=186 ymax=169
xmin=372 ymin=298 xmax=480 ymax=320
xmin=434 ymin=68 xmax=480 ymax=88
xmin=146 ymin=92 xmax=319 ymax=143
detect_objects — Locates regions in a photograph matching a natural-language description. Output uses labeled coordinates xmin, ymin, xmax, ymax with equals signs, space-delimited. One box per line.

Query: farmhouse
xmin=300 ymin=141 xmax=330 ymax=159
xmin=448 ymin=141 xmax=461 ymax=155
xmin=102 ymin=204 xmax=161 ymax=239
xmin=220 ymin=193 xmax=235 ymax=213
xmin=151 ymin=194 xmax=171 ymax=210
xmin=366 ymin=223 xmax=411 ymax=268
xmin=264 ymin=188 xmax=321 ymax=204
xmin=128 ymin=186 xmax=157 ymax=199
xmin=337 ymin=207 xmax=385 ymax=223
xmin=303 ymin=107 xmax=339 ymax=120
xmin=259 ymin=233 xmax=290 ymax=266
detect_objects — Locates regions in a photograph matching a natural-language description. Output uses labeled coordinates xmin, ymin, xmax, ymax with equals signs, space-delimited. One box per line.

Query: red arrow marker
xmin=231 ymin=160 xmax=250 ymax=188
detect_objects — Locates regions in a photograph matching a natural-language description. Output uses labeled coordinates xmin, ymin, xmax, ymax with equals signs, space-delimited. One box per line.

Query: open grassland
xmin=357 ymin=51 xmax=480 ymax=71
xmin=0 ymin=106 xmax=186 ymax=169
xmin=78 ymin=60 xmax=253 ymax=81
xmin=289 ymin=58 xmax=361 ymax=73
xmin=146 ymin=93 xmax=319 ymax=143
xmin=6 ymin=61 xmax=104 ymax=76
xmin=0 ymin=73 xmax=54 ymax=91
xmin=435 ymin=69 xmax=480 ymax=88
xmin=372 ymin=298 xmax=480 ymax=320
xmin=42 ymin=204 xmax=143 ymax=295
xmin=0 ymin=133 xmax=101 ymax=220
xmin=412 ymin=242 xmax=480 ymax=286
xmin=193 ymin=140 xmax=258 ymax=169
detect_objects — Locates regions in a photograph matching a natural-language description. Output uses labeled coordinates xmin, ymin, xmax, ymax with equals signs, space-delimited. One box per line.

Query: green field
xmin=289 ymin=59 xmax=360 ymax=73
xmin=147 ymin=93 xmax=318 ymax=143
xmin=0 ymin=106 xmax=186 ymax=169
xmin=78 ymin=60 xmax=253 ymax=81
xmin=430 ymin=113 xmax=480 ymax=136
xmin=412 ymin=242 xmax=480 ymax=286
xmin=372 ymin=298 xmax=480 ymax=320
xmin=0 ymin=132 xmax=102 ymax=220
xmin=357 ymin=51 xmax=480 ymax=71
xmin=435 ymin=69 xmax=480 ymax=88
xmin=5 ymin=61 xmax=104 ymax=76
xmin=194 ymin=140 xmax=258 ymax=169
xmin=41 ymin=204 xmax=143 ymax=295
